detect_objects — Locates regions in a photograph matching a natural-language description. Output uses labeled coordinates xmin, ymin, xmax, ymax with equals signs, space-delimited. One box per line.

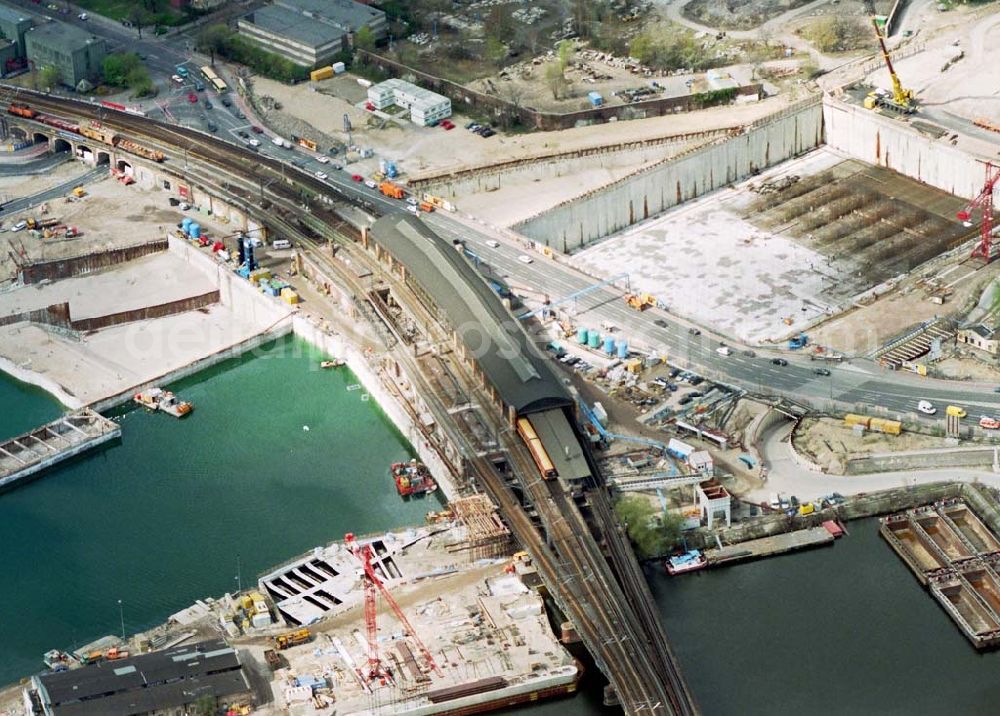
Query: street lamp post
xmin=117 ymin=599 xmax=125 ymax=641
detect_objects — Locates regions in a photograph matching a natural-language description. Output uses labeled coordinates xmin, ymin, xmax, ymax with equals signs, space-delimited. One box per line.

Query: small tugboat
xmin=391 ymin=459 xmax=438 ymax=497
xmin=320 ymin=359 xmax=346 ymax=369
xmin=133 ymin=388 xmax=193 ymax=418
xmin=665 ymin=549 xmax=708 ymax=576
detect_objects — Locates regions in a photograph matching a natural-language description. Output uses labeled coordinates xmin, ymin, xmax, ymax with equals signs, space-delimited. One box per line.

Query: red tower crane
xmin=958 ymin=162 xmax=1000 ymax=263
xmin=345 ymin=533 xmax=442 ymax=684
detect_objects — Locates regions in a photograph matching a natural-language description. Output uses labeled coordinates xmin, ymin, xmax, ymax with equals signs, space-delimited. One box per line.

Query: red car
xmin=365 ymin=102 xmax=375 ymax=111
xmin=250 ymin=126 xmax=263 ymax=134
xmin=440 ymin=119 xmax=455 ymax=130
xmin=351 ymin=174 xmax=363 ymax=182
xmin=187 ymin=92 xmax=198 ymax=104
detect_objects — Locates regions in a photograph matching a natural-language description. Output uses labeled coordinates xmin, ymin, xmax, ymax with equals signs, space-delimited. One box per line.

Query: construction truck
xmin=379 ymin=181 xmax=405 ymax=199
xmin=26 ymin=217 xmax=59 ymax=230
xmin=264 ymin=649 xmax=282 ymax=670
xmin=788 ymin=333 xmax=808 ymax=350
xmin=861 ymin=0 xmax=915 ymax=113
xmin=274 ymin=628 xmax=311 ymax=650
xmin=71 ymin=186 xmax=86 ymax=198
xmin=624 ymin=293 xmax=656 ymax=311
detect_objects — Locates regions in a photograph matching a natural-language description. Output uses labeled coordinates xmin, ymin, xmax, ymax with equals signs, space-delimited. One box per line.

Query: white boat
xmin=665 ymin=550 xmax=708 ymax=576
xmin=133 ymin=388 xmax=193 ymax=418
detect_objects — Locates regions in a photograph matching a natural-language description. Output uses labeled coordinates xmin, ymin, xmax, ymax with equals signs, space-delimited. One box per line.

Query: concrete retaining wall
xmin=18 ymin=240 xmax=167 ymax=285
xmin=844 ymin=446 xmax=998 ymax=475
xmin=514 ymin=99 xmax=824 ymax=250
xmin=409 ymin=128 xmax=736 ymax=198
xmin=71 ymin=290 xmax=220 ymax=332
xmin=823 ymin=99 xmax=988 ymax=201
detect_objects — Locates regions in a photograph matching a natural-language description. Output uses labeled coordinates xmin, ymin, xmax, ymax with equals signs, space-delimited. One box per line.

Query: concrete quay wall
xmin=514 ymin=99 xmax=823 ymax=251
xmin=823 ymin=99 xmax=990 ymax=201
xmin=844 ymin=446 xmax=998 ymax=475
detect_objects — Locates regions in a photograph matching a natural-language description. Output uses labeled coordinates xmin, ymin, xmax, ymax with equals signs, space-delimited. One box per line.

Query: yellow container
xmin=844 ymin=414 xmax=870 ymax=428
xmin=799 ymin=503 xmax=815 ymax=516
xmin=248 ymin=268 xmax=271 ymax=285
xmin=310 ymin=66 xmax=334 ymax=81
xmin=870 ymin=418 xmax=901 ymax=435
xmin=625 ymin=358 xmax=642 ymax=373
xmin=946 ymin=405 xmax=967 ymax=418
xmin=280 ymin=288 xmax=299 ymax=305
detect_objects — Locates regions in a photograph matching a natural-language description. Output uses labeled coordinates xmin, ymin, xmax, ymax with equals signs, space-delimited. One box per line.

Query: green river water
xmin=10 ymin=343 xmax=999 ymax=714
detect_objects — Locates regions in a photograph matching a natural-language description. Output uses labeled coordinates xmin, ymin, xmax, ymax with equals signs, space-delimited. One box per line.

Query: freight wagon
xmin=7 ymin=106 xmax=165 ymax=162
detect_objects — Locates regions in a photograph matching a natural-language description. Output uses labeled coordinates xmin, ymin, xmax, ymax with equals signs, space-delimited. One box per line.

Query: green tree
xmin=557 ymin=39 xmax=575 ymax=71
xmin=127 ymin=7 xmax=151 ymax=39
xmin=615 ymin=495 xmax=685 ymax=559
xmin=194 ymin=695 xmax=215 ymax=716
xmin=38 ymin=65 xmax=61 ymax=90
xmin=485 ymin=36 xmax=506 ymax=67
xmin=354 ymin=26 xmax=375 ymax=53
xmin=544 ymin=61 xmax=566 ymax=99
xmin=197 ymin=24 xmax=232 ymax=66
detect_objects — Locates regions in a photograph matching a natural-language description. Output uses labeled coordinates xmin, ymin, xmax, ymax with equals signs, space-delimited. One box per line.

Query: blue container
xmin=603 ymin=336 xmax=615 ymax=355
xmin=588 ymin=331 xmax=600 ymax=349
xmin=588 ymin=91 xmax=603 ymax=107
xmin=181 ymin=217 xmax=193 ymax=235
xmin=189 ymin=223 xmax=201 ymax=239
xmin=577 ymin=328 xmax=589 ymax=345
xmin=617 ymin=338 xmax=629 ymax=359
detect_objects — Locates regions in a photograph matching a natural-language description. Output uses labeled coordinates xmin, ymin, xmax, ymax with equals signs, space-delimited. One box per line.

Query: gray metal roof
xmin=24 ymin=21 xmax=104 ymax=49
xmin=274 ymin=0 xmax=384 ymax=30
xmin=243 ymin=5 xmax=343 ymax=47
xmin=37 ymin=639 xmax=248 ymax=716
xmin=530 ymin=408 xmax=591 ymax=482
xmin=0 ymin=4 xmax=30 ymax=26
xmin=964 ymin=323 xmax=998 ymax=340
xmin=371 ymin=214 xmax=571 ymax=416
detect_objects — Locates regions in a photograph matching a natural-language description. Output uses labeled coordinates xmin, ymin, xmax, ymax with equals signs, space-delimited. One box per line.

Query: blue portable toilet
xmin=189 ymin=223 xmax=201 ymax=239
xmin=181 ymin=217 xmax=193 ymax=235
xmin=617 ymin=338 xmax=629 ymax=359
xmin=577 ymin=327 xmax=589 ymax=345
xmin=588 ymin=91 xmax=603 ymax=107
xmin=603 ymin=336 xmax=615 ymax=355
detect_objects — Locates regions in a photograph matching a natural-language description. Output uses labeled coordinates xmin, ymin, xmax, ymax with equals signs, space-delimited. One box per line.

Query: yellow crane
xmin=861 ymin=0 xmax=915 ymax=113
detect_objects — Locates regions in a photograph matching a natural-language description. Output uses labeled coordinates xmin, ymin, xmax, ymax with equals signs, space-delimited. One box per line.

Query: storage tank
xmin=617 ymin=338 xmax=629 ymax=359
xmin=588 ymin=331 xmax=601 ymax=349
xmin=181 ymin=217 xmax=193 ymax=235
xmin=577 ymin=327 xmax=589 ymax=345
xmin=189 ymin=222 xmax=201 ymax=239
xmin=603 ymin=336 xmax=615 ymax=355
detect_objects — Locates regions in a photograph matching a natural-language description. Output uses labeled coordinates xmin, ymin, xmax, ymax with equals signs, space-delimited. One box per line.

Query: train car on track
xmin=115 ymin=137 xmax=164 ymax=163
xmin=8 ymin=102 xmax=35 ymax=118
xmin=79 ymin=121 xmax=116 ymax=145
xmin=517 ymin=416 xmax=558 ymax=479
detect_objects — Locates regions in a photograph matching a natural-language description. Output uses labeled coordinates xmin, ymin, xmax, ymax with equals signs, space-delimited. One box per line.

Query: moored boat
xmin=133 ymin=388 xmax=193 ymax=418
xmin=665 ymin=549 xmax=707 ymax=576
xmin=43 ymin=649 xmax=73 ymax=670
xmin=320 ymin=359 xmax=346 ymax=369
xmin=392 ymin=459 xmax=437 ymax=497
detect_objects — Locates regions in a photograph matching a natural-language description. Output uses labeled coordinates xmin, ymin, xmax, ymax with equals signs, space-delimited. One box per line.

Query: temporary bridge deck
xmin=0 ymin=408 xmax=120 ymax=491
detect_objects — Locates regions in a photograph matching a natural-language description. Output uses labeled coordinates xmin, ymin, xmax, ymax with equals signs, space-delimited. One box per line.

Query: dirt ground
xmin=931 ymin=354 xmax=1000 ymax=382
xmin=253 ymin=73 xmax=797 ymax=181
xmin=809 ymin=258 xmax=1000 ymax=356
xmin=793 ymin=416 xmax=950 ymax=472
xmin=0 ymin=160 xmax=88 ymax=206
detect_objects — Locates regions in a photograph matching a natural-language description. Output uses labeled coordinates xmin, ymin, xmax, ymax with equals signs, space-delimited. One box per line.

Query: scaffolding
xmin=448 ymin=495 xmax=512 ymax=560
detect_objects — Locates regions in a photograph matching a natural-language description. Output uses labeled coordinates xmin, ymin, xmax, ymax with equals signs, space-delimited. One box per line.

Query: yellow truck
xmin=946 ymin=405 xmax=967 ymax=418
xmin=274 ymin=628 xmax=311 ymax=650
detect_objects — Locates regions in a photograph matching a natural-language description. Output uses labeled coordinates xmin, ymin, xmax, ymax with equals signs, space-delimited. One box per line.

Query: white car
xmin=405 ymin=197 xmax=419 ymax=206
xmin=517 ymin=254 xmax=533 ymax=264
xmin=364 ymin=180 xmax=377 ymax=189
xmin=405 ymin=204 xmax=420 ymax=216
xmin=11 ymin=220 xmax=27 ymax=232
xmin=917 ymin=400 xmax=936 ymax=415
xmin=171 ymin=74 xmax=185 ymax=85
xmin=78 ymin=12 xmax=88 ymax=20
xmin=486 ymin=240 xmax=500 ymax=248
xmin=248 ymin=139 xmax=260 ymax=147
xmin=314 ymin=171 xmax=328 ymax=181
xmin=316 ymin=155 xmax=330 ymax=164
xmin=716 ymin=346 xmax=731 ymax=357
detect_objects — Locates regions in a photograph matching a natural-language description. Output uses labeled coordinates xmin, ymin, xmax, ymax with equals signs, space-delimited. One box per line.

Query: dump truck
xmin=26 ymin=217 xmax=59 ymax=230
xmin=379 ymin=181 xmax=405 ymax=199
xmin=274 ymin=628 xmax=311 ymax=650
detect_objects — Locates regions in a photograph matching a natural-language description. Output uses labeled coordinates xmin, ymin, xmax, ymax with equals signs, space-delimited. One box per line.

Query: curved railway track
xmin=5 ymin=86 xmax=696 ymax=714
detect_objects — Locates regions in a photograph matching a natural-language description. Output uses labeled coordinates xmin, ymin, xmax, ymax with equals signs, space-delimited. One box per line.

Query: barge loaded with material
xmin=392 ymin=459 xmax=438 ymax=497
xmin=881 ymin=500 xmax=1000 ymax=649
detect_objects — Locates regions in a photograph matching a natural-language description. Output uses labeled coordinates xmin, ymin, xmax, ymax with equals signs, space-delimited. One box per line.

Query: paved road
xmin=745 ymin=420 xmax=998 ymax=503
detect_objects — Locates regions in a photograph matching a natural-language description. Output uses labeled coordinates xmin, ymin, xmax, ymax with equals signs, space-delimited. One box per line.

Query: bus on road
xmin=199 ymin=65 xmax=228 ymax=94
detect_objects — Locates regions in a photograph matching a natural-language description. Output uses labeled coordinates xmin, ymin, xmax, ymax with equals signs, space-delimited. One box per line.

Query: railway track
xmin=4 ymin=87 xmax=696 ymax=713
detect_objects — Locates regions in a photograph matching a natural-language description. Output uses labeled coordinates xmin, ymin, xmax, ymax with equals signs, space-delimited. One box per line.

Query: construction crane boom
xmin=862 ymin=0 xmax=915 ymax=113
xmin=957 ymin=162 xmax=1000 ymax=263
xmin=345 ymin=533 xmax=442 ymax=685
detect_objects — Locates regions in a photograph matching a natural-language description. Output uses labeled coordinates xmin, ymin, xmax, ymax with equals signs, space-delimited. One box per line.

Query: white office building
xmin=367 ymin=78 xmax=451 ymax=126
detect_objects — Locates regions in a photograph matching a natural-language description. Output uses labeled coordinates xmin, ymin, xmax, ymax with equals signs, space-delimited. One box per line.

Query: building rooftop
xmin=274 ymin=0 xmax=383 ymax=30
xmin=0 ymin=3 xmax=31 ymax=26
xmin=376 ymin=78 xmax=449 ymax=108
xmin=35 ymin=639 xmax=249 ymax=716
xmin=243 ymin=5 xmax=344 ymax=48
xmin=370 ymin=214 xmax=571 ymax=416
xmin=24 ymin=20 xmax=104 ymax=49
xmin=964 ymin=323 xmax=998 ymax=340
